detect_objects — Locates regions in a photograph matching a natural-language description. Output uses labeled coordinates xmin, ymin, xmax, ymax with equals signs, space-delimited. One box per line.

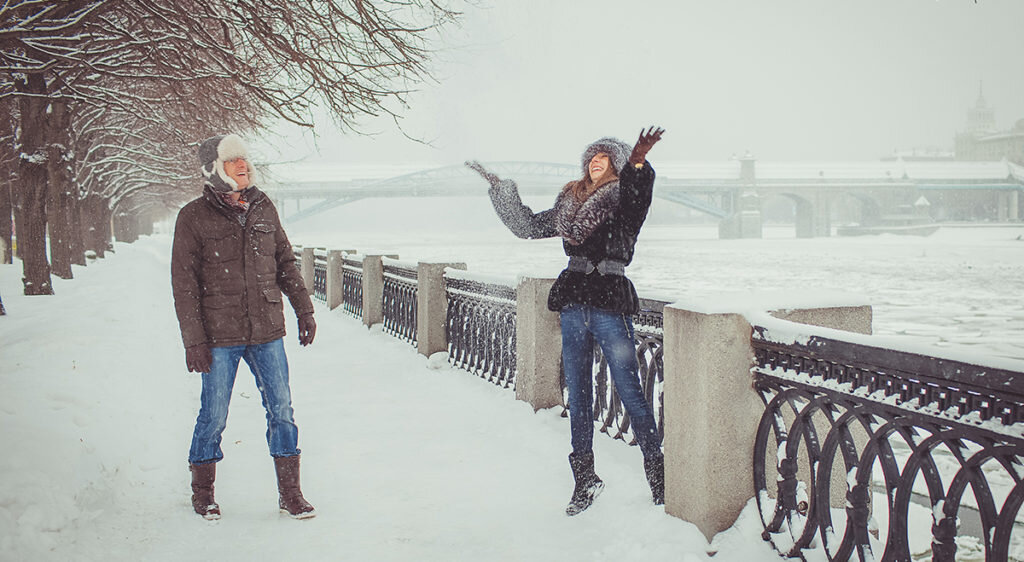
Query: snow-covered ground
xmin=0 ymin=235 xmax=783 ymax=561
xmin=1 ymin=194 xmax=1021 ymax=561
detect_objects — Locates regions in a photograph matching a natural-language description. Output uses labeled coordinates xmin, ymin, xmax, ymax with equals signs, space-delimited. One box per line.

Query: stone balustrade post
xmin=361 ymin=254 xmax=397 ymax=328
xmin=325 ymin=249 xmax=356 ymax=310
xmin=514 ymin=277 xmax=562 ymax=411
xmin=300 ymin=247 xmax=314 ymax=296
xmin=416 ymin=262 xmax=466 ymax=357
xmin=662 ymin=301 xmax=872 ymax=542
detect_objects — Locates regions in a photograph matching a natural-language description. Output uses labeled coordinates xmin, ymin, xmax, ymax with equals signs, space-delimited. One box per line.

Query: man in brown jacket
xmin=171 ymin=133 xmax=317 ymax=520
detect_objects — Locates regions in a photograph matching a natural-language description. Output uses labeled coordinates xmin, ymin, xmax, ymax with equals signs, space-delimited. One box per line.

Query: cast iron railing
xmin=341 ymin=254 xmax=363 ymax=318
xmin=382 ymin=259 xmax=418 ymax=345
xmin=312 ymin=248 xmax=327 ymax=304
xmin=751 ymin=325 xmax=1024 ymax=561
xmin=444 ymin=274 xmax=517 ymax=389
xmin=574 ymin=298 xmax=667 ymax=447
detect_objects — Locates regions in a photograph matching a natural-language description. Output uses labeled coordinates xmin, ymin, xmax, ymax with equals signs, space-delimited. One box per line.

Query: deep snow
xmin=2 ymin=195 xmax=1022 ymax=561
xmin=0 ymin=235 xmax=783 ymax=562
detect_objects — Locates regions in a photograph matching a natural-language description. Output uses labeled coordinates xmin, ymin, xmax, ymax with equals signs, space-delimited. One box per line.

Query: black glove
xmin=298 ymin=313 xmax=316 ymax=346
xmin=628 ymin=126 xmax=665 ymax=165
xmin=185 ymin=343 xmax=212 ymax=373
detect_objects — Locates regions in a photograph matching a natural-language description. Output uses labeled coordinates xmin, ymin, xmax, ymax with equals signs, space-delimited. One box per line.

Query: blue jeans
xmin=189 ymin=338 xmax=300 ymax=464
xmin=560 ymin=304 xmax=660 ymax=458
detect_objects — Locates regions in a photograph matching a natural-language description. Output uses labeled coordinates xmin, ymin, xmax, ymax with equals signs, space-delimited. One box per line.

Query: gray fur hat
xmin=198 ymin=133 xmax=253 ymax=192
xmin=580 ymin=137 xmax=632 ymax=176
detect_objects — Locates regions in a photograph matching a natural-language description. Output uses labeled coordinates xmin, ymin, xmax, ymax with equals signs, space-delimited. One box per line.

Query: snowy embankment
xmin=0 ymin=236 xmax=783 ymax=561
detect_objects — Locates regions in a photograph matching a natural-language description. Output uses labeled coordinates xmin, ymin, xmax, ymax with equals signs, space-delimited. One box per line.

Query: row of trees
xmin=1 ymin=0 xmax=460 ymax=294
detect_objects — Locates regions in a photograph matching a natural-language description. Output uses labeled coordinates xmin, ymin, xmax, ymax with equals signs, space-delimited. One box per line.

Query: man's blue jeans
xmin=188 ymin=338 xmax=300 ymax=464
xmin=560 ymin=304 xmax=661 ymax=459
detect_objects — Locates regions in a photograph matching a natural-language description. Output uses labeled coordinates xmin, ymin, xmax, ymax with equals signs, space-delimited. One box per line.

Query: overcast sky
xmin=263 ymin=0 xmax=1024 ymax=167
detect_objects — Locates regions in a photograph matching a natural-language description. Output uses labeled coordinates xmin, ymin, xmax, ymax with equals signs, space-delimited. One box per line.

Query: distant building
xmin=954 ymin=85 xmax=1024 ymax=165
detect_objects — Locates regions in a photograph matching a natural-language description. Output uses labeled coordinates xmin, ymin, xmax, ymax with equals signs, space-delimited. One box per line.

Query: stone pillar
xmin=662 ymin=308 xmax=762 ymax=541
xmin=300 ymin=247 xmax=314 ymax=296
xmin=1011 ymin=190 xmax=1020 ymax=221
xmin=514 ymin=277 xmax=563 ymax=411
xmin=361 ymin=254 xmax=385 ymax=327
xmin=360 ymin=254 xmax=398 ymax=328
xmin=662 ymin=302 xmax=873 ymax=542
xmin=417 ymin=262 xmax=466 ymax=357
xmin=325 ymin=250 xmax=356 ymax=311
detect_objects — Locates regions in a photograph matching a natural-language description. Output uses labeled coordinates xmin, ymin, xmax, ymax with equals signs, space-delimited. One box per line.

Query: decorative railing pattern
xmin=382 ymin=259 xmax=418 ymax=345
xmin=750 ymin=328 xmax=1024 ymax=561
xmin=312 ymin=248 xmax=327 ymax=304
xmin=341 ymin=254 xmax=363 ymax=318
xmin=444 ymin=275 xmax=517 ymax=389
xmin=579 ymin=298 xmax=667 ymax=447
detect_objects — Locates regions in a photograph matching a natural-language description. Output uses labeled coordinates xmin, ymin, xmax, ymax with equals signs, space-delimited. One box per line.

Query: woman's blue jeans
xmin=188 ymin=338 xmax=300 ymax=464
xmin=560 ymin=304 xmax=661 ymax=459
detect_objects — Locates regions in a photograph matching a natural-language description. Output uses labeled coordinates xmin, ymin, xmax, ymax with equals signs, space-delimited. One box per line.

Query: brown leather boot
xmin=274 ymin=455 xmax=316 ymax=519
xmin=189 ymin=462 xmax=221 ymax=520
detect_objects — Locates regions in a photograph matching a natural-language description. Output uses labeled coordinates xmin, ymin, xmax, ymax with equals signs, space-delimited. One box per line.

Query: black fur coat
xmin=487 ymin=162 xmax=655 ymax=314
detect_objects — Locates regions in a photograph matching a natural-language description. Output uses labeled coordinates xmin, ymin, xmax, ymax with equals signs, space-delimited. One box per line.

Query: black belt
xmin=566 ymin=256 xmax=626 ymax=276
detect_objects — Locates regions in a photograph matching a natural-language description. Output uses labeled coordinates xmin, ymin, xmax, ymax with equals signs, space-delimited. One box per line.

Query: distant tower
xmin=966 ymin=82 xmax=996 ymax=134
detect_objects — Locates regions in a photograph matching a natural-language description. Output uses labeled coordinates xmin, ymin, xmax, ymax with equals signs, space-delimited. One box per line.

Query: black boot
xmin=644 ymin=452 xmax=665 ymax=505
xmin=189 ymin=462 xmax=221 ymax=520
xmin=566 ymin=451 xmax=604 ymax=516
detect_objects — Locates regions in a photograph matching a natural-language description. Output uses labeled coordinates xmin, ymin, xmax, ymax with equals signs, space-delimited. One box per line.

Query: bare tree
xmin=1 ymin=0 xmax=461 ymax=295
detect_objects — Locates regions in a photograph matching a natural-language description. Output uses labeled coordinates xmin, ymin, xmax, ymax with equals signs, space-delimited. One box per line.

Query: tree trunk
xmin=69 ymin=193 xmax=85 ymax=266
xmin=83 ymin=193 xmax=113 ymax=258
xmin=0 ymin=173 xmax=12 ymax=264
xmin=14 ymin=72 xmax=53 ymax=295
xmin=100 ymin=199 xmax=113 ymax=255
xmin=46 ymin=100 xmax=75 ymax=279
xmin=82 ymin=193 xmax=102 ymax=258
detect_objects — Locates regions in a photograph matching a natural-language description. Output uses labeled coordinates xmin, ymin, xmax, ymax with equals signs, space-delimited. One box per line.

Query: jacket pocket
xmin=261 ymin=288 xmax=286 ymax=332
xmin=201 ymin=294 xmax=244 ymax=341
xmin=201 ymin=230 xmax=238 ymax=264
xmin=251 ymin=222 xmax=277 ymax=256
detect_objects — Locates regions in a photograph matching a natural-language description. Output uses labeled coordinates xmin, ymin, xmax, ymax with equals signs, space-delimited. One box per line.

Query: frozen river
xmin=281 ymin=195 xmax=1024 ymax=364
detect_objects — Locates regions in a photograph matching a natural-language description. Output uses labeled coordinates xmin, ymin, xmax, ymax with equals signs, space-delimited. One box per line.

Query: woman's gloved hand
xmin=465 ymin=160 xmax=505 ymax=189
xmin=628 ymin=126 xmax=665 ymax=165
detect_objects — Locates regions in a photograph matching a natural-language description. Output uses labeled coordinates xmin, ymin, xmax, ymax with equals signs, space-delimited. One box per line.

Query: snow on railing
xmin=750 ymin=316 xmax=1024 ymax=561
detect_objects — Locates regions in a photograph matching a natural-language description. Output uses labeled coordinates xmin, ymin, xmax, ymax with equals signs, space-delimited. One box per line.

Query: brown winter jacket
xmin=171 ymin=187 xmax=313 ymax=349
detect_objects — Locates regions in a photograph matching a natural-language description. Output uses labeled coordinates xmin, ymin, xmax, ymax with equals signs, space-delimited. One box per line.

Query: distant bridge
xmin=263 ymin=160 xmax=1024 ymax=237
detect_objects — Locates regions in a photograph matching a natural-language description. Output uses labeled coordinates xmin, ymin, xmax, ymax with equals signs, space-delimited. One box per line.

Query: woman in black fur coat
xmin=467 ymin=126 xmax=665 ymax=516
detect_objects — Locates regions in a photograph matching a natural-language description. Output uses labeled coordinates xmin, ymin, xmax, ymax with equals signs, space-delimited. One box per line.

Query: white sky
xmin=262 ymin=0 xmax=1024 ymax=166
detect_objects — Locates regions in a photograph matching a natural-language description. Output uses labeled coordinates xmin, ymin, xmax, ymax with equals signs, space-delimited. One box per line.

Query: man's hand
xmin=465 ymin=160 xmax=501 ymax=188
xmin=628 ymin=126 xmax=666 ymax=165
xmin=298 ymin=313 xmax=316 ymax=346
xmin=185 ymin=343 xmax=212 ymax=373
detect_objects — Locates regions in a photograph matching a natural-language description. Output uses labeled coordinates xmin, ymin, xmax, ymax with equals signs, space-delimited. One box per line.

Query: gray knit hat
xmin=580 ymin=137 xmax=632 ymax=177
xmin=198 ymin=133 xmax=253 ymax=192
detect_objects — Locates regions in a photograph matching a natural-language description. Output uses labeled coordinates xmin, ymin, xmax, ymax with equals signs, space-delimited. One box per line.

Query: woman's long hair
xmin=562 ymin=154 xmax=618 ymax=202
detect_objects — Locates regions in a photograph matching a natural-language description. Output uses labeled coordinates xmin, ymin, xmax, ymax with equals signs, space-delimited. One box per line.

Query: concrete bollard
xmin=514 ymin=277 xmax=562 ymax=411
xmin=416 ymin=262 xmax=466 ymax=357
xmin=662 ymin=302 xmax=872 ymax=542
xmin=300 ymin=247 xmax=314 ymax=296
